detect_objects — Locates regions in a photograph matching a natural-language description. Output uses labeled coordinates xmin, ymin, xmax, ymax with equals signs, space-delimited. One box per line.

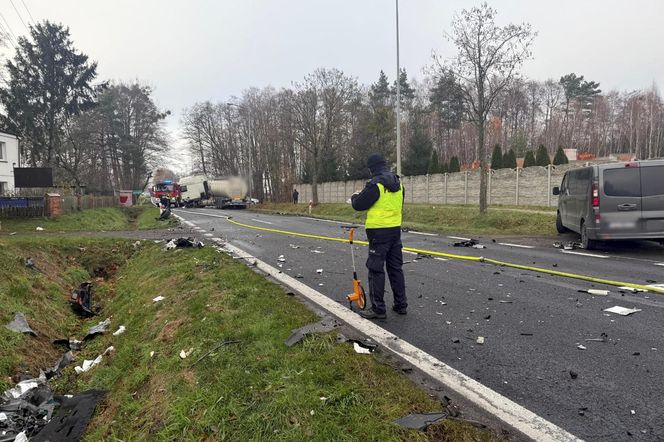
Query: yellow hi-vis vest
xmin=365 ymin=182 xmax=403 ymax=229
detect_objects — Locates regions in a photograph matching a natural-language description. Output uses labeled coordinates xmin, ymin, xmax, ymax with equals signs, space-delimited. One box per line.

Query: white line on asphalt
xmin=183 ymin=221 xmax=194 ymax=227
xmin=204 ymin=233 xmax=213 ymax=237
xmin=448 ymin=235 xmax=471 ymax=241
xmin=434 ymin=257 xmax=449 ymax=261
xmin=217 ymin=237 xmax=579 ymax=442
xmin=407 ymin=231 xmax=438 ymax=237
xmin=403 ymin=250 xmax=418 ymax=255
xmin=560 ymin=250 xmax=610 ymax=259
xmin=251 ymin=218 xmax=274 ymax=225
xmin=174 ymin=209 xmax=229 ymax=219
xmin=655 ymin=263 xmax=664 ymax=267
xmin=498 ymin=243 xmax=535 ymax=249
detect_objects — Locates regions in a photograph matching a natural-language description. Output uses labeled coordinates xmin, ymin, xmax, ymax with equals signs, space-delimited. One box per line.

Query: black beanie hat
xmin=367 ymin=153 xmax=387 ymax=171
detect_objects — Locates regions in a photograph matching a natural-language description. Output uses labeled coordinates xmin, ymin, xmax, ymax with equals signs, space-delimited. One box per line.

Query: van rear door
xmin=600 ymin=163 xmax=641 ymax=236
xmin=640 ymin=162 xmax=664 ymax=236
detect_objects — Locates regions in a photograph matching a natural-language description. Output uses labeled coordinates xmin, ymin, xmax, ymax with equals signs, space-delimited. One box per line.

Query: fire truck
xmin=150 ymin=180 xmax=182 ymax=207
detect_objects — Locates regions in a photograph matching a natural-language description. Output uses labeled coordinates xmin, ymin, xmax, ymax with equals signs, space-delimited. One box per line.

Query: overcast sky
xmin=1 ymin=0 xmax=663 ymax=169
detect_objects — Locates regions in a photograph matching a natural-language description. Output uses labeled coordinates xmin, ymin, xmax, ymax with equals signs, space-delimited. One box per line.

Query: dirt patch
xmin=182 ymin=369 xmax=196 ymax=386
xmin=157 ymin=318 xmax=186 ymax=342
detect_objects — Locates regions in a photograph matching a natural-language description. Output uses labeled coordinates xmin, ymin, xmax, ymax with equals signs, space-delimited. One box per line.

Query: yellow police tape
xmin=225 ymin=217 xmax=664 ymax=295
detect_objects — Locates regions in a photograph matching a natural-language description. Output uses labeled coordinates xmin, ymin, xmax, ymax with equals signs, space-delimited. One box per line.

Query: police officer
xmin=351 ymin=153 xmax=407 ymax=319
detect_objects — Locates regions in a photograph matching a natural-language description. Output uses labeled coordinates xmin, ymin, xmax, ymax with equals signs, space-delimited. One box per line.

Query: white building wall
xmin=0 ymin=132 xmax=19 ymax=195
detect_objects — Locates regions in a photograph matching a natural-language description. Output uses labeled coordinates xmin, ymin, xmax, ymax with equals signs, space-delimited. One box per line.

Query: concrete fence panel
xmin=294 ymin=162 xmax=603 ymax=207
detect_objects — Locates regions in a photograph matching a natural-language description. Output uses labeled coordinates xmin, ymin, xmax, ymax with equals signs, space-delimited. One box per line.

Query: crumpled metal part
xmin=44 ymin=352 xmax=75 ymax=380
xmin=5 ymin=313 xmax=37 ymax=336
xmin=83 ymin=318 xmax=111 ymax=341
xmin=393 ymin=412 xmax=448 ymax=431
xmin=285 ymin=316 xmax=341 ymax=347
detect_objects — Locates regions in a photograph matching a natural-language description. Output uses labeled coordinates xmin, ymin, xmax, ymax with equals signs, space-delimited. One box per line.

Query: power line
xmin=9 ymin=0 xmax=30 ymax=32
xmin=0 ymin=11 xmax=18 ymax=42
xmin=19 ymin=0 xmax=35 ymax=24
xmin=0 ymin=21 xmax=17 ymax=50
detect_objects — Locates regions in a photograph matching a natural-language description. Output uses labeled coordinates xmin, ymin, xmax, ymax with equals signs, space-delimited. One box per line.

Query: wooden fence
xmin=0 ymin=197 xmax=45 ymax=218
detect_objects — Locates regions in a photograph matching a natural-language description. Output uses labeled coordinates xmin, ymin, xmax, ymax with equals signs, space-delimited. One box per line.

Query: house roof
xmin=0 ymin=128 xmax=19 ymax=138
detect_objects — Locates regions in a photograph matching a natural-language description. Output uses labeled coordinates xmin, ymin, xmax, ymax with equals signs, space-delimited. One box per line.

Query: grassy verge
xmin=1 ymin=236 xmax=502 ymax=441
xmin=254 ymin=203 xmax=557 ymax=237
xmin=0 ymin=206 xmax=175 ymax=233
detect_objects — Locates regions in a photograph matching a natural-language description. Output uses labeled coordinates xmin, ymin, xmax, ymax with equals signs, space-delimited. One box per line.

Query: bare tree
xmin=291 ymin=68 xmax=358 ymax=204
xmin=437 ymin=3 xmax=535 ymax=213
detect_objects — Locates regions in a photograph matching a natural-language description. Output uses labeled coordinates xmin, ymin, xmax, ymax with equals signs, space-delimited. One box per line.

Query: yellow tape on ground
xmin=225 ymin=217 xmax=664 ymax=295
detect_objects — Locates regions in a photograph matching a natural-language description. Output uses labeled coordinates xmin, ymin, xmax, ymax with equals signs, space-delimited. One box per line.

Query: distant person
xmin=292 ymin=188 xmax=299 ymax=204
xmin=351 ymin=153 xmax=407 ymax=320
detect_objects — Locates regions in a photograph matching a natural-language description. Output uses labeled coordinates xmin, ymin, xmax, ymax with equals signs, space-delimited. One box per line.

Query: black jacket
xmin=351 ymin=167 xmax=403 ymax=212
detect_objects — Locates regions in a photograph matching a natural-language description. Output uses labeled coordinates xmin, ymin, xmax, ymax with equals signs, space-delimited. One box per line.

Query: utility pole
xmin=395 ymin=0 xmax=402 ymax=176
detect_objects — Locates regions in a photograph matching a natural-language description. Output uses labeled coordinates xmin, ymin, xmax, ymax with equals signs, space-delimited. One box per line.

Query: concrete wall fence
xmin=295 ymin=163 xmax=594 ymax=208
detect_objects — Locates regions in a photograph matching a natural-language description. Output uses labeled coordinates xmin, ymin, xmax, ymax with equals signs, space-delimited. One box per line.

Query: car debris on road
xmin=603 ymin=306 xmax=642 ymax=316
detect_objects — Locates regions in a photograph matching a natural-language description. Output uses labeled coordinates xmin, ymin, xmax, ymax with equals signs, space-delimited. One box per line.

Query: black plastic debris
xmin=24 ymin=257 xmax=38 ymax=271
xmin=165 ymin=237 xmax=204 ymax=250
xmin=0 ymin=383 xmax=56 ymax=440
xmin=83 ymin=318 xmax=111 ymax=342
xmin=5 ymin=313 xmax=37 ymax=336
xmin=70 ymin=282 xmax=96 ymax=317
xmin=453 ymin=239 xmax=478 ymax=247
xmin=394 ymin=412 xmax=448 ymax=431
xmin=32 ymin=390 xmax=107 ymax=442
xmin=285 ymin=316 xmax=341 ymax=347
xmin=44 ymin=352 xmax=75 ymax=380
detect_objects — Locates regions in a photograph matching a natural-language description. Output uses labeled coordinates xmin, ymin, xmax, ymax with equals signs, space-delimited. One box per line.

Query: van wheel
xmin=580 ymin=221 xmax=597 ymax=250
xmin=556 ymin=212 xmax=568 ymax=234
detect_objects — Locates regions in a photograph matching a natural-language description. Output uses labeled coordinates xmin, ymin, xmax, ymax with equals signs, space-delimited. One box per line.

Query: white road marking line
xmin=251 ymin=218 xmax=274 ymax=225
xmin=498 ymin=242 xmax=535 ymax=249
xmin=448 ymin=235 xmax=471 ymax=241
xmin=174 ymin=209 xmax=229 ymax=219
xmin=204 ymin=233 xmax=214 ymax=237
xmin=655 ymin=263 xmax=664 ymax=267
xmin=219 ymin=240 xmax=580 ymax=442
xmin=183 ymin=221 xmax=194 ymax=227
xmin=434 ymin=257 xmax=449 ymax=261
xmin=403 ymin=250 xmax=418 ymax=255
xmin=560 ymin=250 xmax=610 ymax=259
xmin=647 ymin=283 xmax=664 ymax=290
xmin=408 ymin=231 xmax=438 ymax=236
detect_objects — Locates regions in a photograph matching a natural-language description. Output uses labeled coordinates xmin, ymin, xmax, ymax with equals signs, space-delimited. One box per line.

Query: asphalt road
xmin=174 ymin=207 xmax=664 ymax=441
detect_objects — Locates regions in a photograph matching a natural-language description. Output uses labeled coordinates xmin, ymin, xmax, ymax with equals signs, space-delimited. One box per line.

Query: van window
xmin=641 ymin=166 xmax=664 ymax=197
xmin=603 ymin=168 xmax=641 ymax=197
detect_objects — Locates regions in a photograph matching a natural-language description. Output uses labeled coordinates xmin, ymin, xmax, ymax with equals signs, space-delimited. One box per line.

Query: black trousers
xmin=365 ymin=227 xmax=407 ymax=314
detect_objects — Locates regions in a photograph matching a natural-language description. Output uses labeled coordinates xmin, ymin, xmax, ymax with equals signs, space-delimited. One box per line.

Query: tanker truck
xmin=179 ymin=175 xmax=248 ymax=209
xmin=208 ymin=176 xmax=249 ymax=209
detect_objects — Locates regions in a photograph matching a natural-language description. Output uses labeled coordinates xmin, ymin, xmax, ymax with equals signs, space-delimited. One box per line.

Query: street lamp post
xmin=395 ymin=0 xmax=402 ymax=176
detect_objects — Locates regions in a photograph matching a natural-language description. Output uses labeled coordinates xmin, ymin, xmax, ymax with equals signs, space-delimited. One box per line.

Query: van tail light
xmin=592 ymin=183 xmax=599 ymax=208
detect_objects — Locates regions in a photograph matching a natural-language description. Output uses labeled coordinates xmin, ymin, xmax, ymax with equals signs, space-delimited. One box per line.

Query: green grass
xmin=0 ymin=236 xmax=502 ymax=441
xmin=254 ymin=203 xmax=557 ymax=237
xmin=0 ymin=206 xmax=176 ymax=233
